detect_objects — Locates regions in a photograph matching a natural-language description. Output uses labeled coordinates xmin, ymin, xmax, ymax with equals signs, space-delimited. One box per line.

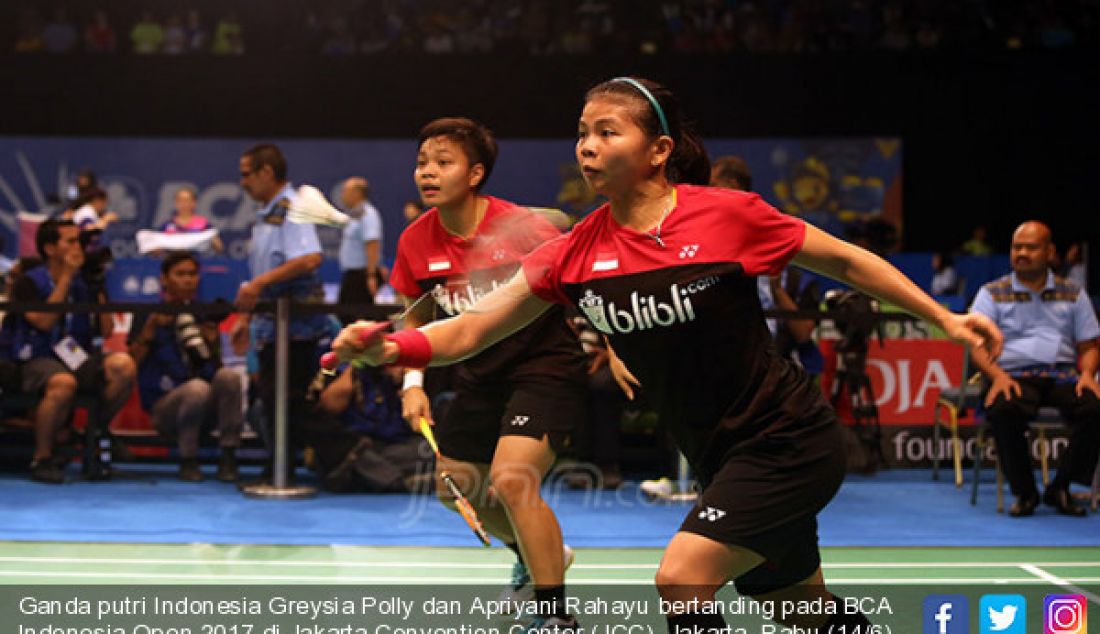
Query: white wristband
xmin=402 ymin=369 xmax=425 ymax=392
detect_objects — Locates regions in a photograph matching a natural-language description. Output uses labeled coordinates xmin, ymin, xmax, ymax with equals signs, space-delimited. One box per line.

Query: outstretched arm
xmin=332 ymin=269 xmax=553 ymax=367
xmin=792 ymin=224 xmax=1003 ymax=357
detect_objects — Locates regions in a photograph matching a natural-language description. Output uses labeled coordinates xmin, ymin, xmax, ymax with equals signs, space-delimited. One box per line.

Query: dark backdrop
xmin=2 ymin=50 xmax=1098 ymax=254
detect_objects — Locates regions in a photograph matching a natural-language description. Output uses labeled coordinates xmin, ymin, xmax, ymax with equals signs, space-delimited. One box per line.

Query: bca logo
xmin=510 ymin=415 xmax=530 ymax=427
xmin=698 ymin=507 xmax=726 ymax=522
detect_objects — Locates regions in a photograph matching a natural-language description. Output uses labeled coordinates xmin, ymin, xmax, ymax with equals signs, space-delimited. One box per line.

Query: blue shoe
xmin=497 ymin=545 xmax=575 ymax=605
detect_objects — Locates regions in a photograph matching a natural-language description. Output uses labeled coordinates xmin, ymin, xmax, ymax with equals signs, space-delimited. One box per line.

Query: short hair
xmin=346 ymin=177 xmax=369 ymax=198
xmin=35 ymin=218 xmax=77 ymax=260
xmin=711 ymin=156 xmax=753 ymax=191
xmin=71 ymin=187 xmax=108 ymax=211
xmin=161 ymin=250 xmax=200 ymax=275
xmin=417 ymin=118 xmax=498 ymax=191
xmin=242 ymin=143 xmax=288 ymax=182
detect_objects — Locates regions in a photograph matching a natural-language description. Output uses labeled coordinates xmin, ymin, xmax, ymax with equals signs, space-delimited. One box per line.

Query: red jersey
xmin=523 ymin=185 xmax=835 ymax=481
xmin=391 ymin=196 xmax=585 ymax=382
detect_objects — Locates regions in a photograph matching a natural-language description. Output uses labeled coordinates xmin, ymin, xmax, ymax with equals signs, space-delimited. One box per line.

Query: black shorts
xmin=434 ymin=375 xmax=585 ymax=465
xmin=678 ymin=418 xmax=847 ymax=596
xmin=19 ymin=354 xmax=107 ymax=395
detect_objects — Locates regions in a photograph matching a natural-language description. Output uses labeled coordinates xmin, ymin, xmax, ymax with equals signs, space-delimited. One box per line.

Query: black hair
xmin=242 ymin=143 xmax=288 ymax=182
xmin=161 ymin=250 xmax=200 ymax=275
xmin=417 ymin=117 xmax=499 ymax=191
xmin=70 ymin=187 xmax=108 ymax=211
xmin=711 ymin=155 xmax=754 ymax=191
xmin=585 ymin=77 xmax=711 ymax=186
xmin=35 ymin=218 xmax=77 ymax=260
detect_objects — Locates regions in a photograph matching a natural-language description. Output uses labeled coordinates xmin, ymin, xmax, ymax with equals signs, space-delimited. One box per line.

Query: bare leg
xmin=490 ymin=435 xmax=561 ymax=586
xmin=435 ymin=455 xmax=517 ymax=545
xmin=101 ymin=353 xmax=137 ymax=422
xmin=656 ymin=531 xmax=764 ymax=605
xmin=33 ymin=373 xmax=78 ymax=461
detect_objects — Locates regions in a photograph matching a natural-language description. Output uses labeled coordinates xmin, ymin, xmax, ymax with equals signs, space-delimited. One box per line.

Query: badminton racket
xmin=420 ymin=417 xmax=491 ymax=547
xmin=320 ymin=321 xmax=392 ymax=372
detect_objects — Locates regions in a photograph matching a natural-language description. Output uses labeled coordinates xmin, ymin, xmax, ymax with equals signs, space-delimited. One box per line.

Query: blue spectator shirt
xmin=0 ymin=266 xmax=96 ymax=361
xmin=247 ymin=183 xmax=328 ymax=345
xmin=338 ymin=202 xmax=383 ymax=271
xmin=970 ymin=271 xmax=1100 ymax=373
xmin=128 ymin=310 xmax=221 ymax=410
xmin=340 ymin=365 xmax=410 ymax=442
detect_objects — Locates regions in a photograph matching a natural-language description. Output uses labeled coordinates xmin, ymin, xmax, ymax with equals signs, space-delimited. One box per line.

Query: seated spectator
xmin=308 ymin=364 xmax=431 ymax=493
xmin=68 ymin=188 xmax=118 ymax=232
xmin=14 ymin=9 xmax=45 ymax=53
xmin=185 ymin=10 xmax=208 ymax=53
xmin=970 ymin=221 xmax=1100 ymax=517
xmin=0 ymin=234 xmax=13 ymax=277
xmin=211 ymin=13 xmax=244 ymax=55
xmin=931 ymin=251 xmax=960 ymax=295
xmin=160 ymin=186 xmax=224 ymax=253
xmin=710 ymin=155 xmax=753 ymax=191
xmin=127 ymin=252 xmax=241 ymax=481
xmin=84 ymin=10 xmax=116 ymax=53
xmin=0 ymin=219 xmax=136 ymax=483
xmin=131 ymin=11 xmax=164 ymax=54
xmin=961 ymin=225 xmax=993 ymax=256
xmin=402 ymin=200 xmax=424 ymax=225
xmin=42 ymin=8 xmax=78 ymax=53
xmin=162 ymin=15 xmax=187 ymax=55
xmin=1061 ymin=241 xmax=1087 ymax=290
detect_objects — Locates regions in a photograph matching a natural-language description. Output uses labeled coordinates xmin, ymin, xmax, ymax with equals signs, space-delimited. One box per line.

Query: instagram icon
xmin=1045 ymin=595 xmax=1087 ymax=634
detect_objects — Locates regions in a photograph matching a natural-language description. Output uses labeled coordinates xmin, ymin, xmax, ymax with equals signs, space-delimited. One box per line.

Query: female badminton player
xmin=387 ymin=117 xmax=587 ymax=627
xmin=334 ymin=81 xmax=1002 ymax=632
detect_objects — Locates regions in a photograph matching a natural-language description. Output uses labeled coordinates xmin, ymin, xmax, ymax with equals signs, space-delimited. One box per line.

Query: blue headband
xmin=612 ymin=77 xmax=671 ymax=138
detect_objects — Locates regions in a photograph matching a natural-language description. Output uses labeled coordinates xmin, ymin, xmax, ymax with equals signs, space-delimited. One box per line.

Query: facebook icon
xmin=924 ymin=595 xmax=970 ymax=634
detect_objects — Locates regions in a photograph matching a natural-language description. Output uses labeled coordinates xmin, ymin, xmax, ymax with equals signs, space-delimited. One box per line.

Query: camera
xmin=77 ymin=228 xmax=113 ymax=294
xmin=823 ymin=289 xmax=881 ymax=356
xmin=175 ymin=313 xmax=211 ymax=372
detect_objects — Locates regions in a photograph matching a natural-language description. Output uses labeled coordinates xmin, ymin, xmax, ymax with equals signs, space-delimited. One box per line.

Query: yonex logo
xmin=698 ymin=507 xmax=726 ymax=522
xmin=510 ymin=416 xmax=530 ymax=427
xmin=679 ymin=245 xmax=699 ymax=259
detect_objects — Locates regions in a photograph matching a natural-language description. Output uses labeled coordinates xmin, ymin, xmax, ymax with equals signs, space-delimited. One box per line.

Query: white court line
xmin=2 ymin=570 xmax=1100 ymax=585
xmin=0 ymin=571 xmax=653 ymax=584
xmin=1019 ymin=564 xmax=1100 ymax=606
xmin=1 ymin=557 xmax=1099 ymax=570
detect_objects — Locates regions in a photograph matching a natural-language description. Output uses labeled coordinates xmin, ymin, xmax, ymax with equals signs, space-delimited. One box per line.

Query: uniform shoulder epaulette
xmin=1043 ymin=275 xmax=1080 ymax=302
xmin=984 ymin=275 xmax=1025 ymax=302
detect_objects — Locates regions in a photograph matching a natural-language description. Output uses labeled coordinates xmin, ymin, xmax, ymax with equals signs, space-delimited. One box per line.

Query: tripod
xmin=832 ymin=346 xmax=887 ymax=472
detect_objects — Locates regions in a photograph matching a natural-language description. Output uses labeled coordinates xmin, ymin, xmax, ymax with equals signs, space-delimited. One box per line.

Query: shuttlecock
xmin=287 ymin=185 xmax=349 ymax=227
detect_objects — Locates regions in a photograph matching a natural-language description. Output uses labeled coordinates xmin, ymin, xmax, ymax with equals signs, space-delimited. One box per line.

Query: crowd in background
xmin=7 ymin=0 xmax=1100 ymax=56
xmin=0 ymin=149 xmax=1094 ymax=512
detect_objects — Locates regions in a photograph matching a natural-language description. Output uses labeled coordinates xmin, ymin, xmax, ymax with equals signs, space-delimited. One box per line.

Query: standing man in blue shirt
xmin=970 ymin=221 xmax=1100 ymax=517
xmin=336 ymin=177 xmax=384 ymax=322
xmin=230 ymin=143 xmax=329 ymax=479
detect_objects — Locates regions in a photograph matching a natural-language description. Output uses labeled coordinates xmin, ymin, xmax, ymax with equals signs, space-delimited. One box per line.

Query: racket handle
xmin=319 ymin=321 xmax=393 ymax=370
xmin=419 ymin=417 xmax=441 ymax=456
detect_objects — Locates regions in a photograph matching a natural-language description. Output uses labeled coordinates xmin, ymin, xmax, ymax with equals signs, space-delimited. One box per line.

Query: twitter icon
xmin=981 ymin=595 xmax=1026 ymax=634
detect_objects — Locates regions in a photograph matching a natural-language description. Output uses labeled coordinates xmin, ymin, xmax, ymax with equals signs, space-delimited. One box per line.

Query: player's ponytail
xmin=586 ymin=77 xmax=710 ymax=186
